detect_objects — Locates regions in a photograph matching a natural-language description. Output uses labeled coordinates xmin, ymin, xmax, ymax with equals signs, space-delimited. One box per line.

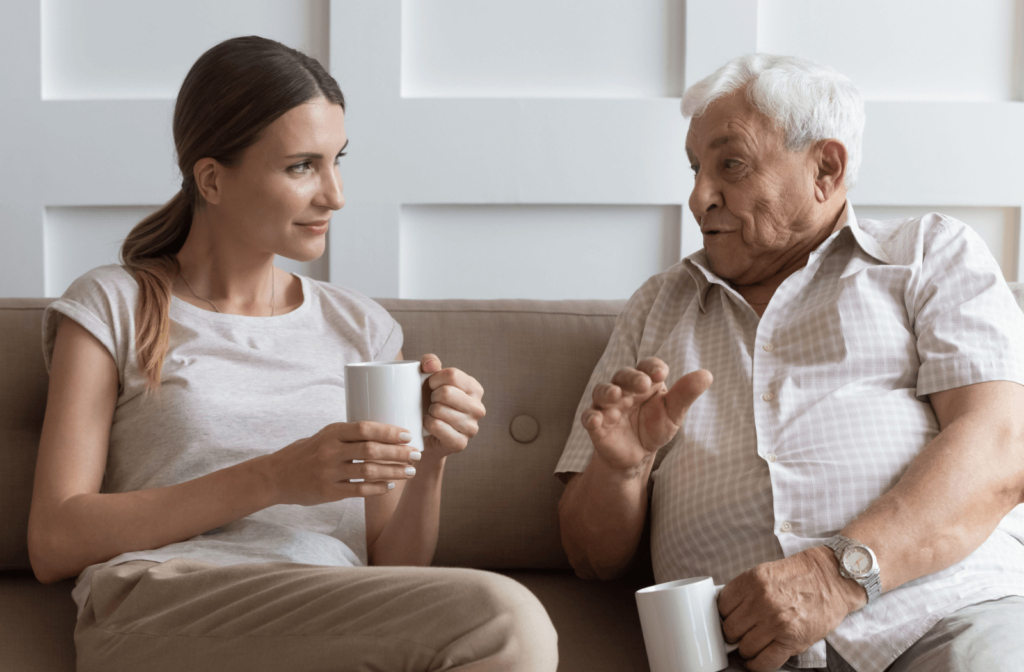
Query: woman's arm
xmin=365 ymin=353 xmax=485 ymax=566
xmin=28 ymin=317 xmax=416 ymax=584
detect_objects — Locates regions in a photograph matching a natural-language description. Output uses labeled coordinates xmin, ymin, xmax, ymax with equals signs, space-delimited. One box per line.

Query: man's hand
xmin=719 ymin=546 xmax=866 ymax=671
xmin=581 ymin=358 xmax=712 ymax=473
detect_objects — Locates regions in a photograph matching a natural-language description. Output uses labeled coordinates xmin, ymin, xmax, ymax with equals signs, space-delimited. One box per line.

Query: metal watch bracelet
xmin=824 ymin=535 xmax=882 ymax=604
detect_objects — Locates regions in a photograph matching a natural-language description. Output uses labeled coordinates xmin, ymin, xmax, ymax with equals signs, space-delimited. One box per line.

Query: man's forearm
xmin=842 ymin=397 xmax=1024 ymax=593
xmin=559 ymin=452 xmax=655 ymax=580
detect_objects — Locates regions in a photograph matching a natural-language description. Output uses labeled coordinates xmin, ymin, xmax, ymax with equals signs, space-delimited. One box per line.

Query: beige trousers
xmin=75 ymin=559 xmax=558 ymax=672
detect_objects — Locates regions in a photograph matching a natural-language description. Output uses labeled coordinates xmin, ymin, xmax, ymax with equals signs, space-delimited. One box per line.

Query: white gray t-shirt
xmin=42 ymin=264 xmax=403 ymax=614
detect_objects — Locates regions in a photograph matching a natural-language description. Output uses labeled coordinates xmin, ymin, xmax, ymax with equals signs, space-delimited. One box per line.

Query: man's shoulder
xmin=853 ymin=211 xmax=983 ymax=267
xmin=628 ymin=259 xmax=700 ymax=311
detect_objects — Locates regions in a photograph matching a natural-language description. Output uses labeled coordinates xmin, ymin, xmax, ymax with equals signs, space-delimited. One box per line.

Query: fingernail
xmin=399 ymin=432 xmax=413 ymax=443
xmin=404 ymin=466 xmax=416 ymax=476
xmin=387 ymin=482 xmax=395 ymax=490
xmin=410 ymin=451 xmax=422 ymax=461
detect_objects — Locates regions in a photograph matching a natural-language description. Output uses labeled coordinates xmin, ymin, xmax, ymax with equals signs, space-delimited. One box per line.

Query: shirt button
xmin=762 ymin=343 xmax=774 ymax=352
xmin=762 ymin=392 xmax=774 ymax=402
xmin=780 ymin=521 xmax=792 ymax=533
xmin=765 ymin=452 xmax=777 ymax=463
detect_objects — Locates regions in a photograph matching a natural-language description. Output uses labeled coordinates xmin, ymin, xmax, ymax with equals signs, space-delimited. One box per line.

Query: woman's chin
xmin=278 ymin=242 xmax=325 ymax=265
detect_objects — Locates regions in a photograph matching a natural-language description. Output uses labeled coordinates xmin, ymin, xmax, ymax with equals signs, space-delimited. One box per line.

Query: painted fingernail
xmin=404 ymin=466 xmax=417 ymax=476
xmin=399 ymin=432 xmax=413 ymax=443
xmin=410 ymin=451 xmax=422 ymax=461
xmin=387 ymin=482 xmax=395 ymax=490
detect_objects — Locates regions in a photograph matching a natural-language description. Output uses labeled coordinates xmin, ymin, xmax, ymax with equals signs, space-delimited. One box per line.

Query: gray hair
xmin=681 ymin=54 xmax=865 ymax=188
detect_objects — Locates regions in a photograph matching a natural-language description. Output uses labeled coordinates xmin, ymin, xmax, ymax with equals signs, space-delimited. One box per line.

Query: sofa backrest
xmin=0 ymin=297 xmax=623 ymax=571
xmin=4 ymin=284 xmax=1024 ymax=572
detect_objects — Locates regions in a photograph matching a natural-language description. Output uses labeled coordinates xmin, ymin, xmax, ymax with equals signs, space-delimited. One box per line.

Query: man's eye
xmin=723 ymin=159 xmax=740 ymax=170
xmin=691 ymin=164 xmax=700 ymax=175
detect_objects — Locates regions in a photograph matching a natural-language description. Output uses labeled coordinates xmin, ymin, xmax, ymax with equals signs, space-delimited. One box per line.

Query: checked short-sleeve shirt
xmin=556 ymin=204 xmax=1024 ymax=671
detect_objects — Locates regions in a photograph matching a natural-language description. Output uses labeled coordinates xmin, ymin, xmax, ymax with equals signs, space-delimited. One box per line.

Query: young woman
xmin=27 ymin=36 xmax=556 ymax=671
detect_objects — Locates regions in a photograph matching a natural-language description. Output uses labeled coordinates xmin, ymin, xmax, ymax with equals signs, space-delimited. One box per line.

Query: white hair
xmin=681 ymin=54 xmax=866 ymax=188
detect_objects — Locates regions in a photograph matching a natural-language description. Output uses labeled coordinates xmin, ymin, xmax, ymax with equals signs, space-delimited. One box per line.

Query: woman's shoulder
xmin=304 ymin=277 xmax=393 ymax=324
xmin=63 ymin=264 xmax=139 ymax=303
xmin=304 ymin=277 xmax=403 ymax=360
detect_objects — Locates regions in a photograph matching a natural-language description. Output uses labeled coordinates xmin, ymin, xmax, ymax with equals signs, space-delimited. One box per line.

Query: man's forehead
xmin=685 ymin=119 xmax=752 ymax=157
xmin=685 ymin=97 xmax=776 ymax=156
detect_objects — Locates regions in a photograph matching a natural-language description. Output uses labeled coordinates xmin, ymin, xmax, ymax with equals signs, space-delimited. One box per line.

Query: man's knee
xmin=891 ymin=596 xmax=1024 ymax=672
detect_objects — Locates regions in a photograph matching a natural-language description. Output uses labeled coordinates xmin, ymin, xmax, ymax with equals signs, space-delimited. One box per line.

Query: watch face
xmin=843 ymin=546 xmax=873 ymax=576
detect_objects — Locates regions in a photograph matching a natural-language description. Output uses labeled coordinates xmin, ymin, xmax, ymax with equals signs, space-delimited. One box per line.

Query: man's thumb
xmin=664 ymin=369 xmax=713 ymax=423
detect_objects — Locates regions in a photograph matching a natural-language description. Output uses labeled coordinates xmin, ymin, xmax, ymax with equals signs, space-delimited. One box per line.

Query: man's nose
xmin=688 ymin=170 xmax=722 ymax=221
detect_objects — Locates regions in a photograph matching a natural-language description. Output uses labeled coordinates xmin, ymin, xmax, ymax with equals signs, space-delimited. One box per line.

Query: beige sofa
xmin=8 ymin=285 xmax=1022 ymax=671
xmin=0 ymin=296 xmax=654 ymax=672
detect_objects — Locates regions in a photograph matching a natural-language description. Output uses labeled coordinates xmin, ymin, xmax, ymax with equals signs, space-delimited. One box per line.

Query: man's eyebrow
xmin=285 ymin=140 xmax=349 ymax=159
xmin=709 ymin=136 xmax=731 ymax=149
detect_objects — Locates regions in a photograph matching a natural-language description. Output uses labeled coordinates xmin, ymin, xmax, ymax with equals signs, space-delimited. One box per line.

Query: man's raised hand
xmin=581 ymin=358 xmax=712 ymax=473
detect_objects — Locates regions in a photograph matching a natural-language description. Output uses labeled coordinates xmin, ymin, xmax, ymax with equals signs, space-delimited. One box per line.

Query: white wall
xmin=1 ymin=0 xmax=1022 ymax=299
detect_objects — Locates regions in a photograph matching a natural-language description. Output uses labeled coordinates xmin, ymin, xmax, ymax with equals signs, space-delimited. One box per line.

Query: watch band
xmin=824 ymin=535 xmax=882 ymax=604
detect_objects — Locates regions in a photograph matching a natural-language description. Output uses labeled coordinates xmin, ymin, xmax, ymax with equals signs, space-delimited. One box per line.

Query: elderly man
xmin=556 ymin=54 xmax=1024 ymax=672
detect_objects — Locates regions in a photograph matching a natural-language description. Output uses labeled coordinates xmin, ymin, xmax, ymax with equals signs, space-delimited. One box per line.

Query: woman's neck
xmin=173 ymin=215 xmax=277 ymax=317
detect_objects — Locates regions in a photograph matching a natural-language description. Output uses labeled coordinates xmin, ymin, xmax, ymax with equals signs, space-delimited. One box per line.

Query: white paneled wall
xmin=1 ymin=0 xmax=1023 ymax=298
xmin=399 ymin=205 xmax=681 ymax=299
xmin=41 ymin=0 xmax=329 ymax=100
xmin=756 ymin=0 xmax=1024 ymax=101
xmin=401 ymin=0 xmax=684 ymax=98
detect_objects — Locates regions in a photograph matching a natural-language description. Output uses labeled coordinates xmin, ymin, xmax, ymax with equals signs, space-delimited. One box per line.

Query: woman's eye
xmin=290 ymin=162 xmax=312 ymax=174
xmin=334 ymin=152 xmax=347 ymax=166
xmin=690 ymin=164 xmax=700 ymax=175
xmin=723 ymin=159 xmax=740 ymax=170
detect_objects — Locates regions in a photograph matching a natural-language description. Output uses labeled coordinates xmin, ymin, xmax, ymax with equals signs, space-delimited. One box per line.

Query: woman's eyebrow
xmin=285 ymin=140 xmax=349 ymax=159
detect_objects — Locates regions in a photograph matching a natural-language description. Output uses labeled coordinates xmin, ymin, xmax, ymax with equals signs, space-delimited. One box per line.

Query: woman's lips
xmin=296 ymin=220 xmax=330 ymax=234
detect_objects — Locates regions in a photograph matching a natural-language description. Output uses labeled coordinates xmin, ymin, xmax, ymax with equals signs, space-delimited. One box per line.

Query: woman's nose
xmin=321 ymin=167 xmax=344 ymax=210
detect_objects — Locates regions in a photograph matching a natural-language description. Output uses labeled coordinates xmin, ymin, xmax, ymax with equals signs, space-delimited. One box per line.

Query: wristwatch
xmin=824 ymin=535 xmax=882 ymax=604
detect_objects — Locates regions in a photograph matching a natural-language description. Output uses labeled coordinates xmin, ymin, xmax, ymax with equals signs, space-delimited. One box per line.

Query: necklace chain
xmin=178 ymin=266 xmax=275 ymax=317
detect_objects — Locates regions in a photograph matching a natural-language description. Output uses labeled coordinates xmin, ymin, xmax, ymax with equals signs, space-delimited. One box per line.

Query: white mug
xmin=344 ymin=361 xmax=431 ymax=451
xmin=635 ymin=577 xmax=739 ymax=672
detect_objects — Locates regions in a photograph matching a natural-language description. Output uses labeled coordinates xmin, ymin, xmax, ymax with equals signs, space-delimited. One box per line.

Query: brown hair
xmin=120 ymin=36 xmax=345 ymax=391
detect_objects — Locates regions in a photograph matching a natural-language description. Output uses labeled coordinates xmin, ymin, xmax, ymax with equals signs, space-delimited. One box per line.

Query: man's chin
xmin=703 ymin=251 xmax=744 ymax=283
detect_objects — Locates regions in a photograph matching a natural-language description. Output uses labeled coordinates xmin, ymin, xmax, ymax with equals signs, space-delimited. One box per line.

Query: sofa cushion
xmin=0 ymin=300 xmax=52 ymax=570
xmin=0 ymin=573 xmax=77 ymax=671
xmin=378 ymin=299 xmax=623 ymax=569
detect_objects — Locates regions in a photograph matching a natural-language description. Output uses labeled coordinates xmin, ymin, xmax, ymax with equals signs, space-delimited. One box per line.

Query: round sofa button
xmin=509 ymin=415 xmax=540 ymax=443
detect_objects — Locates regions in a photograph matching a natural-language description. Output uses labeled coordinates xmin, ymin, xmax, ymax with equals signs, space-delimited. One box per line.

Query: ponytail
xmin=119 ymin=189 xmax=193 ymax=392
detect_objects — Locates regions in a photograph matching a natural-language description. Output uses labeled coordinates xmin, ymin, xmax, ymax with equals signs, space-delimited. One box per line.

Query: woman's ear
xmin=193 ymin=158 xmax=224 ymax=205
xmin=813 ymin=139 xmax=848 ymax=202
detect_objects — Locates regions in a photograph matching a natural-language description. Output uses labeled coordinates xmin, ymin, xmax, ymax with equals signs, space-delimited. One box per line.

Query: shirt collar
xmin=682 ymin=201 xmax=892 ymax=313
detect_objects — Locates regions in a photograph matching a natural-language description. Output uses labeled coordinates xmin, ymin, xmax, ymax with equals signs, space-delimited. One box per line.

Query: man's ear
xmin=193 ymin=158 xmax=225 ymax=205
xmin=813 ymin=139 xmax=847 ymax=202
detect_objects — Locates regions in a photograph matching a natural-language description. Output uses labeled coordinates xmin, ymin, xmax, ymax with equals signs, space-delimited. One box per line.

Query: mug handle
xmin=420 ymin=370 xmax=432 ymax=437
xmin=714 ymin=585 xmax=740 ymax=653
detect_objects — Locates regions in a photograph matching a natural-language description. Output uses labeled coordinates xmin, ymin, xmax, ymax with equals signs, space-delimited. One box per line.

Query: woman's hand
xmin=420 ymin=354 xmax=486 ymax=460
xmin=264 ymin=421 xmax=421 ymax=506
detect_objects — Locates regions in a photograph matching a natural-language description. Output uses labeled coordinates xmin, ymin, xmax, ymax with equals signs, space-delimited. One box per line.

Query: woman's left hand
xmin=420 ymin=353 xmax=485 ymax=459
